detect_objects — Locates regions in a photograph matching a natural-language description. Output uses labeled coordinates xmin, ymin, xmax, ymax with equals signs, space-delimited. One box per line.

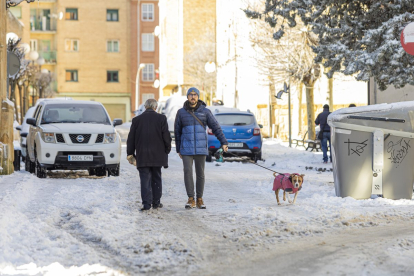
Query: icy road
xmin=1 ymin=141 xmax=414 ymax=276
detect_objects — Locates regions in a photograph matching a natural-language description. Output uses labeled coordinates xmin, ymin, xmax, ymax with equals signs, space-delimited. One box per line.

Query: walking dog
xmin=272 ymin=173 xmax=304 ymax=205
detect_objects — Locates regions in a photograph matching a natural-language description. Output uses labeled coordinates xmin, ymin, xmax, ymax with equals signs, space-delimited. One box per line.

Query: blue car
xmin=207 ymin=110 xmax=263 ymax=162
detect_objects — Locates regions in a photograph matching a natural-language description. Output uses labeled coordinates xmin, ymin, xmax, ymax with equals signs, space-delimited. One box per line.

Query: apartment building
xmin=130 ymin=0 xmax=160 ymax=112
xmin=9 ymin=0 xmax=132 ymax=122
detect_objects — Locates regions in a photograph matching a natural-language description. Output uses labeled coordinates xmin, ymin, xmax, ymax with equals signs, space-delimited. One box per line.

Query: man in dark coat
xmin=174 ymin=87 xmax=228 ymax=209
xmin=315 ymin=104 xmax=332 ymax=164
xmin=127 ymin=99 xmax=172 ymax=211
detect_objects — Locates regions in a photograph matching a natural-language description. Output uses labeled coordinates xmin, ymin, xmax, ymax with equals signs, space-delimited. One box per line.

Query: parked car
xmin=207 ymin=110 xmax=263 ymax=162
xmin=15 ymin=106 xmax=36 ymax=164
xmin=134 ymin=103 xmax=146 ymax=116
xmin=115 ymin=122 xmax=131 ymax=143
xmin=25 ymin=100 xmax=123 ymax=178
xmin=156 ymin=96 xmax=171 ymax=114
xmin=164 ymin=95 xmax=187 ymax=139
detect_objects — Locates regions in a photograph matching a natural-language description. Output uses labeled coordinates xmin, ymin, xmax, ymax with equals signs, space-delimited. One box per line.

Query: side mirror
xmin=113 ymin=118 xmax=123 ymax=127
xmin=15 ymin=125 xmax=22 ymax=131
xmin=258 ymin=124 xmax=263 ymax=129
xmin=20 ymin=132 xmax=28 ymax=138
xmin=26 ymin=118 xmax=37 ymax=126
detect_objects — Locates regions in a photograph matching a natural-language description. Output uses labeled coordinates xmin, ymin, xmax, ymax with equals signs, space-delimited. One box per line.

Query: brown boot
xmin=185 ymin=197 xmax=196 ymax=209
xmin=197 ymin=198 xmax=206 ymax=209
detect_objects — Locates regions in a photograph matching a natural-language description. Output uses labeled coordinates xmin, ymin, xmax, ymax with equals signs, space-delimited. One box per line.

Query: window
xmin=66 ymin=70 xmax=78 ymax=82
xmin=142 ymin=4 xmax=154 ymax=21
xmin=142 ymin=93 xmax=155 ymax=103
xmin=107 ymin=40 xmax=119 ymax=52
xmin=107 ymin=71 xmax=119 ymax=82
xmin=142 ymin=64 xmax=154 ymax=81
xmin=142 ymin=33 xmax=154 ymax=52
xmin=65 ymin=39 xmax=79 ymax=52
xmin=107 ymin=9 xmax=118 ymax=21
xmin=30 ymin=39 xmax=38 ymax=52
xmin=9 ymin=7 xmax=22 ymax=18
xmin=65 ymin=8 xmax=78 ymax=20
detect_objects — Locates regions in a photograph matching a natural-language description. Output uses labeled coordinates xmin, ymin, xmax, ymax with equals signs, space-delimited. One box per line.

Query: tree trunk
xmin=0 ymin=3 xmax=15 ymax=175
xmin=327 ymin=75 xmax=334 ymax=111
xmin=298 ymin=82 xmax=303 ymax=134
xmin=18 ymin=84 xmax=23 ymax=123
xmin=305 ymin=83 xmax=316 ymax=140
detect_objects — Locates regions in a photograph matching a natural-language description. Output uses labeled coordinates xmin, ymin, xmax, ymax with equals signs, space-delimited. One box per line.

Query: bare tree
xmin=183 ymin=32 xmax=216 ymax=105
xmin=246 ymin=0 xmax=321 ymax=140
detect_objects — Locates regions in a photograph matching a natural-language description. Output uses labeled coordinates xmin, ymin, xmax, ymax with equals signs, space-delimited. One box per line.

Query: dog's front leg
xmin=275 ymin=189 xmax=281 ymax=205
xmin=283 ymin=190 xmax=286 ymax=201
xmin=286 ymin=192 xmax=292 ymax=203
xmin=292 ymin=192 xmax=299 ymax=204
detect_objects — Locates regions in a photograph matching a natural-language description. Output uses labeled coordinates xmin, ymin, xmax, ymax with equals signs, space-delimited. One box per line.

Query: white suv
xmin=26 ymin=100 xmax=122 ymax=178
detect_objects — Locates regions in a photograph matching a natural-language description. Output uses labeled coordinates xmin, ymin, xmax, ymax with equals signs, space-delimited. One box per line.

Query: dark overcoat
xmin=127 ymin=109 xmax=172 ymax=168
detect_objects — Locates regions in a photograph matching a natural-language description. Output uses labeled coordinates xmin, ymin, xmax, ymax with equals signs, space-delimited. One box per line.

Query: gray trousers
xmin=182 ymin=155 xmax=206 ymax=198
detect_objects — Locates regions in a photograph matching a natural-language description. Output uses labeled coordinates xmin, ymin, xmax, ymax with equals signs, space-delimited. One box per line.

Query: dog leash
xmin=222 ymin=150 xmax=284 ymax=175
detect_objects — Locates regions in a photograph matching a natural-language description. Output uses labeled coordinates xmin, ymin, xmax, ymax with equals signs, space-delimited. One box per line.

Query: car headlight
xmin=104 ymin=133 xmax=116 ymax=143
xmin=41 ymin=132 xmax=56 ymax=143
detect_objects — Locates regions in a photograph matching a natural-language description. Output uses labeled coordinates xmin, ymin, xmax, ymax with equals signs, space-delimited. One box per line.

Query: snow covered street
xmin=1 ymin=140 xmax=414 ymax=275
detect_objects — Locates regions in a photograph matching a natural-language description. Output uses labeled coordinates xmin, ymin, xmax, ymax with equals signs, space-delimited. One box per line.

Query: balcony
xmin=39 ymin=51 xmax=57 ymax=65
xmin=30 ymin=17 xmax=57 ymax=32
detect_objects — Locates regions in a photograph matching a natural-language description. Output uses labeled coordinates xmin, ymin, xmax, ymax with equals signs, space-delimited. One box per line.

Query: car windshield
xmin=40 ymin=104 xmax=111 ymax=125
xmin=215 ymin=114 xmax=254 ymax=126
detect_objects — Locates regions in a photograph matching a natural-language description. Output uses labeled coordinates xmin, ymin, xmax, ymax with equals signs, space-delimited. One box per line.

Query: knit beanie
xmin=187 ymin=87 xmax=200 ymax=98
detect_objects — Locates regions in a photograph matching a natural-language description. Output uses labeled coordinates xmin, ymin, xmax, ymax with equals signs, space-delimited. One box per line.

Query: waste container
xmin=328 ymin=102 xmax=414 ymax=200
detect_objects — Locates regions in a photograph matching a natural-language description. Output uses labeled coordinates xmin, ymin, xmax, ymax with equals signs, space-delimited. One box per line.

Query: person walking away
xmin=315 ymin=104 xmax=332 ymax=164
xmin=175 ymin=87 xmax=228 ymax=209
xmin=127 ymin=99 xmax=172 ymax=211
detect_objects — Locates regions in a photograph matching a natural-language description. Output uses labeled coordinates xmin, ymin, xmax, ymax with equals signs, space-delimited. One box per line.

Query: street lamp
xmin=135 ymin=63 xmax=146 ymax=111
xmin=276 ymin=82 xmax=292 ymax=147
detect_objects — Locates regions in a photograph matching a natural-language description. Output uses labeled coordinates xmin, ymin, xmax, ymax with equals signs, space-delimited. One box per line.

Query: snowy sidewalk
xmin=1 ymin=140 xmax=414 ymax=275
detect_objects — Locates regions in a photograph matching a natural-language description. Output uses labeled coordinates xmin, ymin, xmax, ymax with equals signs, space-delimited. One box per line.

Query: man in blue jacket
xmin=175 ymin=87 xmax=228 ymax=209
xmin=315 ymin=104 xmax=331 ymax=164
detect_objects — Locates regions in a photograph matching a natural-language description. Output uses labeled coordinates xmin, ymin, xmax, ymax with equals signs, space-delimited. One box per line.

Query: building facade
xmin=10 ymin=0 xmax=132 ymax=122
xmin=130 ymin=0 xmax=160 ymax=112
xmin=158 ymin=0 xmax=216 ymax=98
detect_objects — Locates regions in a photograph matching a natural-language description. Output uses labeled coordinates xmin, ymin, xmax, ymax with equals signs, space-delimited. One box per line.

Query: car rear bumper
xmin=208 ymin=137 xmax=262 ymax=155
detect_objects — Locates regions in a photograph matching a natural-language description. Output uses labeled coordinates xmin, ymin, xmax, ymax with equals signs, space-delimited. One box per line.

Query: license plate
xmin=68 ymin=155 xmax=93 ymax=161
xmin=228 ymin=143 xmax=243 ymax=148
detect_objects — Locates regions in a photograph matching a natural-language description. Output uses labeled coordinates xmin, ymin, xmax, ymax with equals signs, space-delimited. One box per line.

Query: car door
xmin=28 ymin=105 xmax=43 ymax=161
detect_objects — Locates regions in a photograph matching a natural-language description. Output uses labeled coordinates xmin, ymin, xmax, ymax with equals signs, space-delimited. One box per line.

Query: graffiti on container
xmin=387 ymin=138 xmax=411 ymax=167
xmin=344 ymin=139 xmax=368 ymax=156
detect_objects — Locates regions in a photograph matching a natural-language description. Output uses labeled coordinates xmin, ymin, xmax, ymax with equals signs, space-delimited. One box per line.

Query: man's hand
xmin=127 ymin=155 xmax=136 ymax=166
xmin=222 ymin=145 xmax=228 ymax=152
xmin=179 ymin=153 xmax=182 ymax=159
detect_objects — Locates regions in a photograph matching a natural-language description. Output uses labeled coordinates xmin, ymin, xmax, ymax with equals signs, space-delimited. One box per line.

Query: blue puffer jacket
xmin=175 ymin=100 xmax=228 ymax=155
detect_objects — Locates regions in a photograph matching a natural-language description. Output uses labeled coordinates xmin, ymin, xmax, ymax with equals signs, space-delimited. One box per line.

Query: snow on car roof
xmin=40 ymin=100 xmax=103 ymax=105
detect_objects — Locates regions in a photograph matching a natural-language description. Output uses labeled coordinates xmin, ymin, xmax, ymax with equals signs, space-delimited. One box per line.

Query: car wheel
xmin=88 ymin=168 xmax=96 ymax=176
xmin=95 ymin=167 xmax=107 ymax=177
xmin=25 ymin=156 xmax=30 ymax=172
xmin=13 ymin=150 xmax=21 ymax=171
xmin=108 ymin=164 xmax=120 ymax=177
xmin=252 ymin=152 xmax=261 ymax=163
xmin=206 ymin=152 xmax=212 ymax=162
xmin=34 ymin=150 xmax=47 ymax=178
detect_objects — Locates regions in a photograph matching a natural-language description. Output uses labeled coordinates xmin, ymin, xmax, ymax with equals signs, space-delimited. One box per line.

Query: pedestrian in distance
xmin=174 ymin=87 xmax=228 ymax=209
xmin=127 ymin=99 xmax=172 ymax=211
xmin=315 ymin=104 xmax=332 ymax=164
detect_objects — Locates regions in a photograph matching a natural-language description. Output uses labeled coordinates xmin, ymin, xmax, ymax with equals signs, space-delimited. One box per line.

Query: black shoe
xmin=140 ymin=206 xmax=151 ymax=211
xmin=152 ymin=203 xmax=163 ymax=209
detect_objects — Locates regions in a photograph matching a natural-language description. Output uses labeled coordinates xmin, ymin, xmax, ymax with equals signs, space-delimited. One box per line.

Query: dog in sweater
xmin=272 ymin=173 xmax=304 ymax=205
